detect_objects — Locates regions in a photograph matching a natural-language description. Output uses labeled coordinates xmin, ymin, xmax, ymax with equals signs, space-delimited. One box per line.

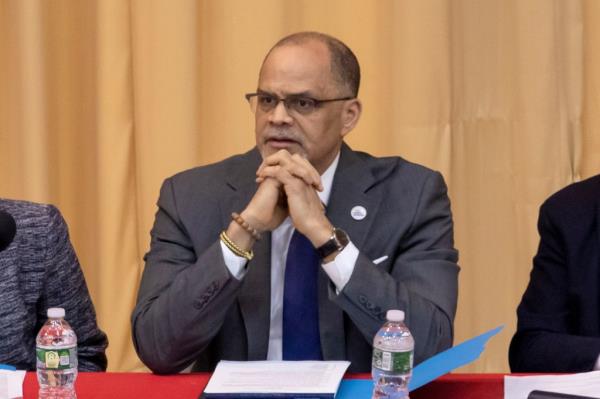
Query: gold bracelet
xmin=231 ymin=212 xmax=261 ymax=241
xmin=220 ymin=231 xmax=254 ymax=260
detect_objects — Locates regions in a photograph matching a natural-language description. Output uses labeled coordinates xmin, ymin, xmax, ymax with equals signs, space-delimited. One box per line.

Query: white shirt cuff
xmin=594 ymin=354 xmax=600 ymax=370
xmin=220 ymin=240 xmax=248 ymax=280
xmin=321 ymin=241 xmax=359 ymax=292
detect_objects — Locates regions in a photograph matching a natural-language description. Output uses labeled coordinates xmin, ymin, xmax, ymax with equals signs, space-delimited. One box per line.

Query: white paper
xmin=505 ymin=370 xmax=600 ymax=399
xmin=204 ymin=360 xmax=350 ymax=395
xmin=0 ymin=370 xmax=25 ymax=399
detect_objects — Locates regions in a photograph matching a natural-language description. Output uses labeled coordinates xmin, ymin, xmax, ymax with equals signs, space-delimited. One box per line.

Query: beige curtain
xmin=1 ymin=0 xmax=599 ymax=372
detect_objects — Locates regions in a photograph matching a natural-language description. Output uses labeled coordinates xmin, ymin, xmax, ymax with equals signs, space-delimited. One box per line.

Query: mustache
xmin=264 ymin=129 xmax=301 ymax=142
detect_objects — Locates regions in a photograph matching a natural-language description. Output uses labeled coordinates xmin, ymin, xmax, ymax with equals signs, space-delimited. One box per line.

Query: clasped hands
xmin=232 ymin=150 xmax=333 ymax=249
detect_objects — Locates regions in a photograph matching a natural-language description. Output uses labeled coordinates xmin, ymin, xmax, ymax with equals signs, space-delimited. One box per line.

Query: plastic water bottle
xmin=371 ymin=310 xmax=414 ymax=399
xmin=36 ymin=308 xmax=78 ymax=399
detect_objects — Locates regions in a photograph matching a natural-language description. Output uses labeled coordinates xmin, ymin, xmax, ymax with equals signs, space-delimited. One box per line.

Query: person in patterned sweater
xmin=0 ymin=198 xmax=108 ymax=371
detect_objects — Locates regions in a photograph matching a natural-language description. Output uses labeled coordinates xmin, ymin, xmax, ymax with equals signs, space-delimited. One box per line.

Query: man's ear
xmin=340 ymin=99 xmax=362 ymax=137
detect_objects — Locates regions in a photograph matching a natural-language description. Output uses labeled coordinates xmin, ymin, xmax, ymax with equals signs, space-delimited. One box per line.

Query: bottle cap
xmin=47 ymin=307 xmax=65 ymax=318
xmin=386 ymin=309 xmax=405 ymax=322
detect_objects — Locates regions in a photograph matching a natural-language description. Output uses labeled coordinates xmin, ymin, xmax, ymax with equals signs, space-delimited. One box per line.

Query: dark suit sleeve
xmin=509 ymin=202 xmax=600 ymax=372
xmin=41 ymin=205 xmax=108 ymax=371
xmin=131 ymin=178 xmax=242 ymax=374
xmin=332 ymin=171 xmax=459 ymax=364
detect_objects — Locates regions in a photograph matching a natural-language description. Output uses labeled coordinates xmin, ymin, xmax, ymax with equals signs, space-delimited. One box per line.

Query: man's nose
xmin=268 ymin=100 xmax=294 ymax=125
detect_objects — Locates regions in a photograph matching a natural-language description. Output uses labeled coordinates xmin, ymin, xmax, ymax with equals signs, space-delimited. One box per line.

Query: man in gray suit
xmin=132 ymin=32 xmax=459 ymax=374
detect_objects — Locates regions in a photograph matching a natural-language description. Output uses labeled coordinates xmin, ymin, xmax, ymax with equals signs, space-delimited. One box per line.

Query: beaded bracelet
xmin=231 ymin=212 xmax=261 ymax=241
xmin=220 ymin=231 xmax=254 ymax=260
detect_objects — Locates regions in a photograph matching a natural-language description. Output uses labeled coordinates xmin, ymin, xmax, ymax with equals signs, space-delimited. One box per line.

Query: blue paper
xmin=336 ymin=379 xmax=372 ymax=399
xmin=408 ymin=325 xmax=504 ymax=391
xmin=335 ymin=325 xmax=504 ymax=398
xmin=0 ymin=364 xmax=16 ymax=371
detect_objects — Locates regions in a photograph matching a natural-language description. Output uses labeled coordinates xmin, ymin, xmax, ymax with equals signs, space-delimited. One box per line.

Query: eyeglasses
xmin=245 ymin=92 xmax=354 ymax=115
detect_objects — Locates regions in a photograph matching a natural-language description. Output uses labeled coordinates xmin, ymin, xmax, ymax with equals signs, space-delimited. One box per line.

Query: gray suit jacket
xmin=132 ymin=144 xmax=459 ymax=374
xmin=0 ymin=198 xmax=108 ymax=371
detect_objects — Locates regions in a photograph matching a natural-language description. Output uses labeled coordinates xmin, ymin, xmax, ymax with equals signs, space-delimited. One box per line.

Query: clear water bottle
xmin=36 ymin=307 xmax=78 ymax=399
xmin=371 ymin=309 xmax=414 ymax=399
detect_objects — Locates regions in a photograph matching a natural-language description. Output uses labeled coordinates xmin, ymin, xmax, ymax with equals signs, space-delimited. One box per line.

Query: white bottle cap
xmin=386 ymin=309 xmax=405 ymax=322
xmin=47 ymin=307 xmax=65 ymax=318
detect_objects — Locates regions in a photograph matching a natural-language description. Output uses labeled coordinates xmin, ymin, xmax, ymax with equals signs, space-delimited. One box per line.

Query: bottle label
xmin=36 ymin=346 xmax=77 ymax=370
xmin=372 ymin=348 xmax=413 ymax=373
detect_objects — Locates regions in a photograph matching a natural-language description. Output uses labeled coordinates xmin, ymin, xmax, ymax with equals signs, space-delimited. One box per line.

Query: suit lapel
xmin=222 ymin=149 xmax=272 ymax=360
xmin=327 ymin=144 xmax=380 ymax=249
xmin=318 ymin=144 xmax=383 ymax=360
xmin=240 ymin=233 xmax=272 ymax=360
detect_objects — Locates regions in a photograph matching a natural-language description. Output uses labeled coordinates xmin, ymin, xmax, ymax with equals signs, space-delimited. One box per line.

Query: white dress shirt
xmin=219 ymin=152 xmax=359 ymax=360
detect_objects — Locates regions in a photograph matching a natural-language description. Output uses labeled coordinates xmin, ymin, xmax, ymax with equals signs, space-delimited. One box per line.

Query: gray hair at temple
xmin=265 ymin=32 xmax=361 ymax=97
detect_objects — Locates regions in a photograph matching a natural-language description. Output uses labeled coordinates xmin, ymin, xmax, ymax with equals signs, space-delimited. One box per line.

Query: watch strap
xmin=316 ymin=228 xmax=349 ymax=259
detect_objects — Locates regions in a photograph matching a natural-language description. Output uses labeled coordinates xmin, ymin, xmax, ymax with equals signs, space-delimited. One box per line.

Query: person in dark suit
xmin=0 ymin=198 xmax=108 ymax=371
xmin=510 ymin=174 xmax=600 ymax=372
xmin=132 ymin=31 xmax=459 ymax=374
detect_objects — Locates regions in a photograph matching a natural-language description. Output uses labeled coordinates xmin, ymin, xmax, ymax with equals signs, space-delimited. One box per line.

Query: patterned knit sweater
xmin=0 ymin=198 xmax=108 ymax=371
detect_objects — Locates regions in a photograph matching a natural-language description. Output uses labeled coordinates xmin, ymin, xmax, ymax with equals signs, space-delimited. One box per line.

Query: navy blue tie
xmin=282 ymin=229 xmax=323 ymax=360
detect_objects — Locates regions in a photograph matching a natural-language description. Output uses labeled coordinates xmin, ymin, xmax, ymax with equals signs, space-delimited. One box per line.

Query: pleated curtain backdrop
xmin=1 ymin=0 xmax=599 ymax=372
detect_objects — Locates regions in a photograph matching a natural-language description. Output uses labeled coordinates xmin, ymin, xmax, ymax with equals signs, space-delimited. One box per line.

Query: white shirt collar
xmin=317 ymin=152 xmax=340 ymax=206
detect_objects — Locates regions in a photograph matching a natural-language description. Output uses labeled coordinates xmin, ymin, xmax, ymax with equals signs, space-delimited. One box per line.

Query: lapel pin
xmin=351 ymin=206 xmax=367 ymax=221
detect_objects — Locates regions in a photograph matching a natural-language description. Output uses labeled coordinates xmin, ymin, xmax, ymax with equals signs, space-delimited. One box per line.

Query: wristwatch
xmin=316 ymin=227 xmax=349 ymax=259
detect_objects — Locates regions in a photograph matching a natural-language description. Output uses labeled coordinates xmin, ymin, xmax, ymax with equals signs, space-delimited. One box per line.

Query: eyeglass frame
xmin=244 ymin=91 xmax=355 ymax=115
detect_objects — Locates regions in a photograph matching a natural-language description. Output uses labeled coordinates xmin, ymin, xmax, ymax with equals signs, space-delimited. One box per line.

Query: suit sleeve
xmin=509 ymin=202 xmax=600 ymax=372
xmin=131 ymin=178 xmax=243 ymax=374
xmin=332 ymin=171 xmax=459 ymax=365
xmin=41 ymin=205 xmax=108 ymax=371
